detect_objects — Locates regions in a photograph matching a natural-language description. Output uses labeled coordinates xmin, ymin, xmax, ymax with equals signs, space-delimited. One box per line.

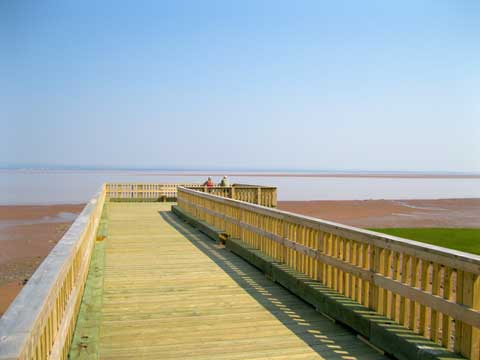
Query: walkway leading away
xmin=70 ymin=203 xmax=388 ymax=359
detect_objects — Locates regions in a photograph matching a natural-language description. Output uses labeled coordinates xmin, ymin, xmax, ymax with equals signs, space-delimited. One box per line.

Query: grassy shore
xmin=371 ymin=228 xmax=480 ymax=255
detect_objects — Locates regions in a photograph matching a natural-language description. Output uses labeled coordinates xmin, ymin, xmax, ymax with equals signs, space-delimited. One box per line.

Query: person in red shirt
xmin=203 ymin=177 xmax=214 ymax=188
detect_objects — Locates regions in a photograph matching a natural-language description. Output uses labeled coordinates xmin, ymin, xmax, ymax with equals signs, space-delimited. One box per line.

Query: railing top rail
xmin=0 ymin=185 xmax=105 ymax=357
xmin=186 ymin=186 xmax=230 ymax=188
xmin=105 ymin=183 xmax=275 ymax=188
xmin=178 ymin=186 xmax=480 ymax=274
xmin=106 ymin=182 xmax=202 ymax=186
xmin=232 ymin=183 xmax=277 ymax=189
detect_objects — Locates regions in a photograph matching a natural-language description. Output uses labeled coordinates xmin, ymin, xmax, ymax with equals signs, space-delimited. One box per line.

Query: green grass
xmin=370 ymin=228 xmax=480 ymax=255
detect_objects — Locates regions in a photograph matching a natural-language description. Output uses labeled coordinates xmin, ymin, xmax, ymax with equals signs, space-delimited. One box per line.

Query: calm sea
xmin=0 ymin=170 xmax=479 ymax=205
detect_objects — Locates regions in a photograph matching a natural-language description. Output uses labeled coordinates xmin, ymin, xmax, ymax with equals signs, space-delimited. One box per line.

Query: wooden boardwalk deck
xmin=70 ymin=203 xmax=388 ymax=360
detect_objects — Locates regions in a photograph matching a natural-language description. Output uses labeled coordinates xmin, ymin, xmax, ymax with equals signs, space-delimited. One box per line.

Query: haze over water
xmin=1 ymin=169 xmax=479 ymax=205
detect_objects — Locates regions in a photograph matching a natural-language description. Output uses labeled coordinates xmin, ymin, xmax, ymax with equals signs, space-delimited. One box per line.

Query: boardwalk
xmin=70 ymin=203 xmax=387 ymax=359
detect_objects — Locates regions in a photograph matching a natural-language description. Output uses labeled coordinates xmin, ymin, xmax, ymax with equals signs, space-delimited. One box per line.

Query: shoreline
xmin=0 ymin=204 xmax=85 ymax=316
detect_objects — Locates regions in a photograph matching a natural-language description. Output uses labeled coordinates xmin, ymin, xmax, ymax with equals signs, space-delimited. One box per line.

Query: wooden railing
xmin=105 ymin=183 xmax=202 ymax=200
xmin=177 ymin=187 xmax=480 ymax=359
xmin=106 ymin=183 xmax=277 ymax=207
xmin=194 ymin=185 xmax=277 ymax=207
xmin=0 ymin=186 xmax=106 ymax=360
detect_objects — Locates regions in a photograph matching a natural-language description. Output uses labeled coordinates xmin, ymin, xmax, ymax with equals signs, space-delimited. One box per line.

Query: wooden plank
xmin=399 ymin=254 xmax=409 ymax=326
xmin=442 ymin=267 xmax=453 ymax=349
xmin=430 ymin=263 xmax=441 ymax=343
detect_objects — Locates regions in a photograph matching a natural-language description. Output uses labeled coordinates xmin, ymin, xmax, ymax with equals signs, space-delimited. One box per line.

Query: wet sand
xmin=277 ymin=198 xmax=480 ymax=228
xmin=0 ymin=204 xmax=84 ymax=316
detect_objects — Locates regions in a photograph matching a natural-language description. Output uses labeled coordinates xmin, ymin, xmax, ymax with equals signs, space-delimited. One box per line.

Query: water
xmin=0 ymin=169 xmax=479 ymax=204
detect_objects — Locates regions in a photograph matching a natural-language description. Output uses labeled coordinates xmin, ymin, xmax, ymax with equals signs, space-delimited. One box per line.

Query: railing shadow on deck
xmin=159 ymin=210 xmax=388 ymax=360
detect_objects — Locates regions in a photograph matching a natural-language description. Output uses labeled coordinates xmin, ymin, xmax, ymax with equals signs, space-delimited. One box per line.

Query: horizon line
xmin=1 ymin=164 xmax=480 ymax=176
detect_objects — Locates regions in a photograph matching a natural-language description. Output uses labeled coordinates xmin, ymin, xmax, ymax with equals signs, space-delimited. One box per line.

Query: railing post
xmin=370 ymin=245 xmax=380 ymax=312
xmin=231 ymin=186 xmax=235 ymax=200
xmin=316 ymin=231 xmax=324 ymax=282
xmin=472 ymin=275 xmax=480 ymax=359
xmin=257 ymin=188 xmax=261 ymax=205
xmin=456 ymin=273 xmax=480 ymax=359
xmin=282 ymin=220 xmax=288 ymax=264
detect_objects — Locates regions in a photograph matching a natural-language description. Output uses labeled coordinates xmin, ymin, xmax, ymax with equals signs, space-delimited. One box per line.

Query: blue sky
xmin=1 ymin=1 xmax=479 ymax=172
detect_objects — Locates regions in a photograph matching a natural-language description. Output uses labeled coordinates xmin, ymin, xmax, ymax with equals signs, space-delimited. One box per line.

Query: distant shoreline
xmin=1 ymin=169 xmax=480 ymax=179
xmin=1 ymin=170 xmax=479 ymax=205
xmin=158 ymin=173 xmax=480 ymax=179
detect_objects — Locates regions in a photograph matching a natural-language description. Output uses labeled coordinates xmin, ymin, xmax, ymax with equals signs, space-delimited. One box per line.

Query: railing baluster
xmin=431 ymin=263 xmax=441 ymax=343
xmin=399 ymin=254 xmax=409 ymax=326
xmin=442 ymin=267 xmax=453 ymax=349
xmin=420 ymin=260 xmax=430 ymax=337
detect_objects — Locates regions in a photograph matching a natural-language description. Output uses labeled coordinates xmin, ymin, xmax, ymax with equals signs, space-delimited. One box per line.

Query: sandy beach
xmin=0 ymin=204 xmax=84 ymax=315
xmin=277 ymin=198 xmax=480 ymax=228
